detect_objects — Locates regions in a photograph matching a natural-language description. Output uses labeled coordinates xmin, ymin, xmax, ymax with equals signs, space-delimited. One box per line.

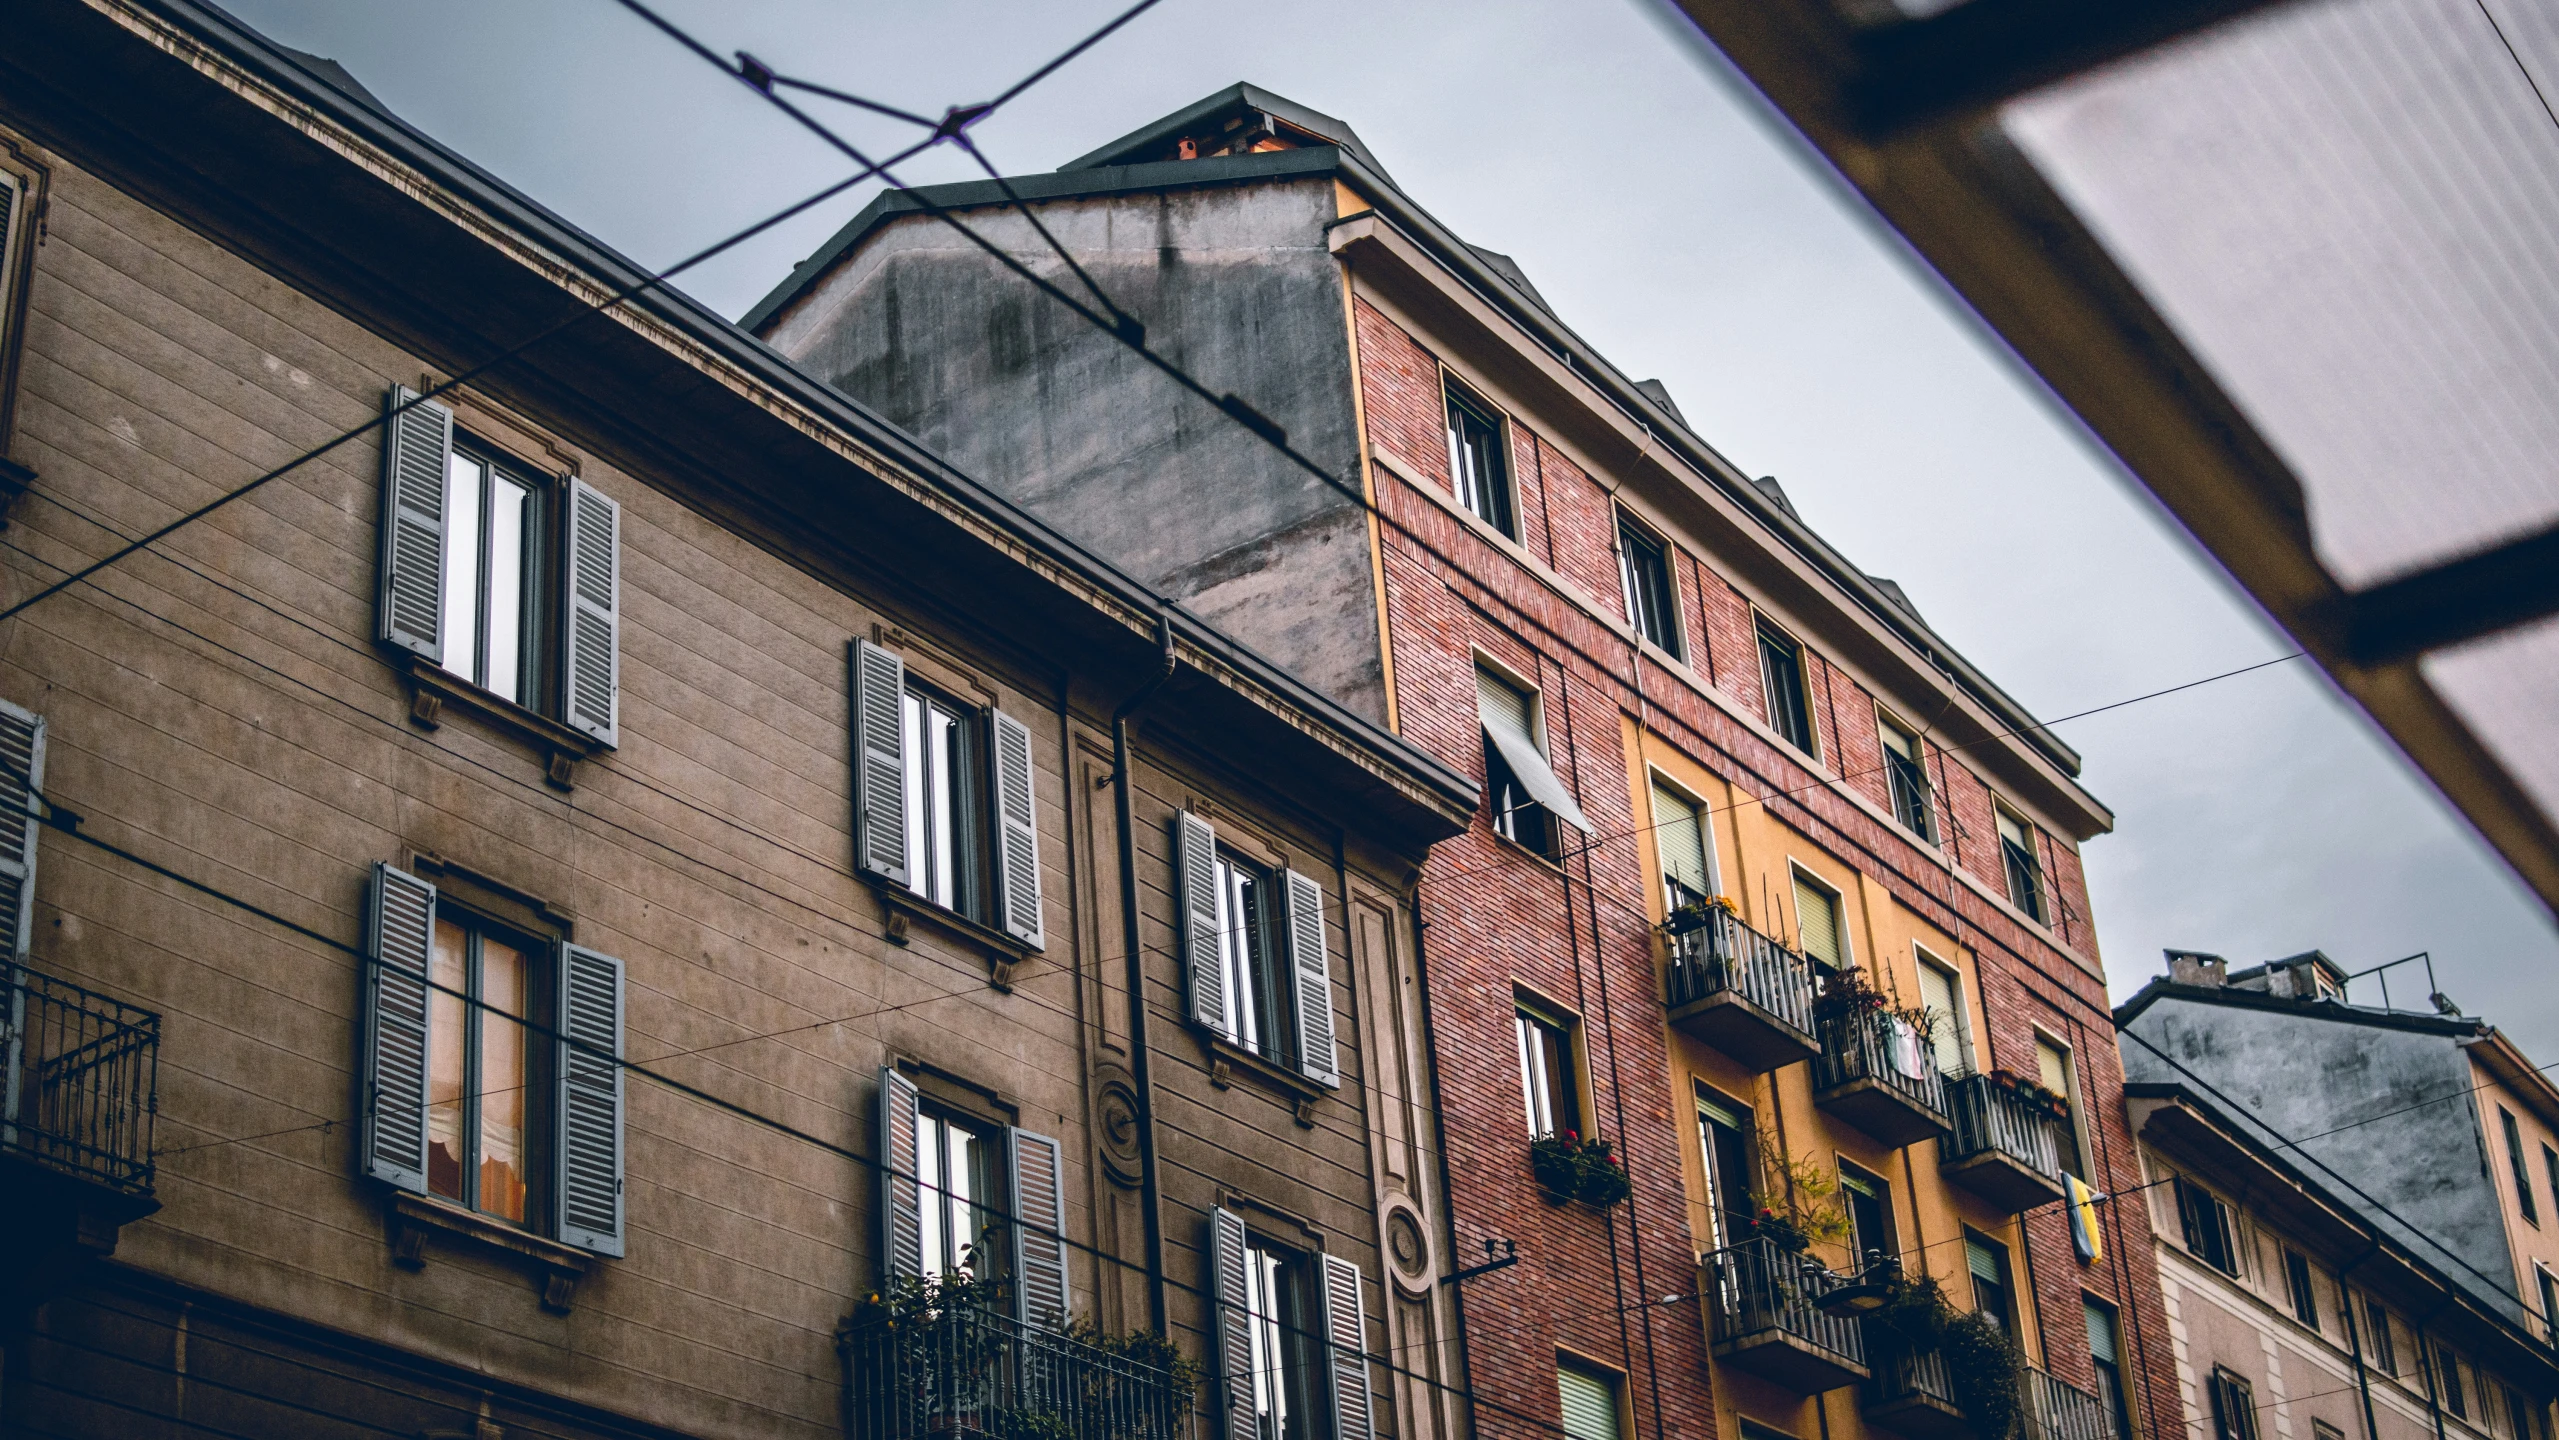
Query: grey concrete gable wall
xmin=764 ymin=179 xmax=1389 ymax=724
xmin=2124 ymin=998 xmax=2523 ymax=1323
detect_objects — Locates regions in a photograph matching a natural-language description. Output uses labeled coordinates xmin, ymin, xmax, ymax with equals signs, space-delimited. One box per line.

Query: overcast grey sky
xmin=218 ymin=0 xmax=2558 ymax=1049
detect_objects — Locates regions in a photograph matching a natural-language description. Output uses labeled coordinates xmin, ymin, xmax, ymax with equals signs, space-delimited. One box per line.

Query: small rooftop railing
xmin=842 ymin=1301 xmax=1193 ymax=1440
xmin=3 ymin=961 xmax=160 ymax=1195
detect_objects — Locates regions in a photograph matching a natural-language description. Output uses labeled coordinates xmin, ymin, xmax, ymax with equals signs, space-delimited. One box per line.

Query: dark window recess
xmin=1213 ymin=850 xmax=1297 ymax=1067
xmin=1879 ymin=716 xmax=1934 ymax=841
xmin=1697 ymin=1089 xmax=1755 ymax=1252
xmin=1757 ymin=623 xmax=1816 ymax=757
xmin=1445 ymin=382 xmax=1514 ymax=536
xmin=1241 ymin=1233 xmax=1327 ymax=1440
xmin=1517 ymin=1007 xmax=1579 ymax=1139
xmin=2540 ymin=1268 xmax=2559 ymax=1351
xmin=2176 ymin=1178 xmax=2240 ymax=1276
xmin=1965 ymin=1232 xmax=2014 ymax=1335
xmin=2437 ymin=1345 xmax=2467 ymax=1420
xmin=2210 ymin=1369 xmax=2260 ymax=1440
xmin=1485 ymin=738 xmax=1556 ymax=858
xmin=2363 ymin=1295 xmax=2397 ymax=1374
xmin=902 ymin=683 xmax=986 ymax=921
xmin=2283 ymin=1249 xmax=2320 ymax=1331
xmin=1841 ymin=1165 xmax=1893 ymax=1269
xmin=1997 ymin=807 xmax=2046 ymax=923
xmin=1617 ymin=518 xmax=1680 ymax=656
xmin=2503 ymin=1108 xmax=2538 ymax=1225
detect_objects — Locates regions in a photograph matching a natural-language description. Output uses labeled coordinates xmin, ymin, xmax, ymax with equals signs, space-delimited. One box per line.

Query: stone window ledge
xmin=1206 ymin=1035 xmax=1326 ymax=1127
xmin=867 ymin=876 xmax=1039 ymax=989
xmin=387 ymin=1192 xmax=592 ymax=1314
xmin=399 ymin=655 xmax=605 ymax=791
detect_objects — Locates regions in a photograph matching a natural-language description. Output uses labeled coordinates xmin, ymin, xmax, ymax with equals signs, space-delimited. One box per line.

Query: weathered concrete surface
xmin=763 ymin=179 xmax=1389 ymax=724
xmin=2122 ymin=989 xmax=2522 ymax=1323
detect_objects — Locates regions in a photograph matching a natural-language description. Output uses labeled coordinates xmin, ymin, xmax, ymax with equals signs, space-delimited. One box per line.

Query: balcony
xmin=842 ymin=1302 xmax=1193 ymax=1440
xmin=1812 ymin=1009 xmax=1949 ymax=1148
xmin=1663 ymin=908 xmax=1819 ymax=1070
xmin=3 ymin=962 xmax=161 ymax=1312
xmin=1704 ymin=1236 xmax=1869 ymax=1392
xmin=1942 ymin=1074 xmax=2069 ymax=1211
xmin=2024 ymin=1366 xmax=2116 ymax=1440
xmin=1865 ymin=1343 xmax=1966 ymax=1440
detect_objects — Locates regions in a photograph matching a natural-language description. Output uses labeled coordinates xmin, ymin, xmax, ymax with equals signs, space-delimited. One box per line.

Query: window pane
xmin=427 ymin=918 xmax=469 ymax=1202
xmin=945 ymin=1120 xmax=978 ymax=1273
xmin=902 ymin=691 xmax=929 ymax=900
xmin=478 ymin=935 xmax=528 ymax=1222
xmin=441 ymin=454 xmax=485 ymax=682
xmin=1220 ymin=857 xmax=1264 ymax=1055
xmin=918 ymin=1115 xmax=948 ymax=1278
xmin=1244 ymin=1240 xmax=1296 ymax=1440
xmin=484 ymin=474 xmax=530 ymax=704
xmin=927 ymin=703 xmax=959 ymax=907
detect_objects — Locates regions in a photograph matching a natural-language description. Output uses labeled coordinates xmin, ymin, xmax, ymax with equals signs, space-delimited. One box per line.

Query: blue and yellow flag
xmin=2067 ymin=1175 xmax=2105 ymax=1264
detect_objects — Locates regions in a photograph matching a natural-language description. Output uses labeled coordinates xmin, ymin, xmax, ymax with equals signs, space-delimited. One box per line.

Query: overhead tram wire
xmin=0 ymin=0 xmax=1172 ymax=629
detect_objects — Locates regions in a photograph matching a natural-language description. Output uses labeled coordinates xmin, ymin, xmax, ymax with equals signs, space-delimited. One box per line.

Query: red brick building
xmin=754 ymin=85 xmax=2172 ymax=1440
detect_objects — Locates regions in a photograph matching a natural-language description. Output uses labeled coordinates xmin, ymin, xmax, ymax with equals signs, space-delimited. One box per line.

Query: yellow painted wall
xmin=1624 ymin=715 xmax=2052 ymax=1440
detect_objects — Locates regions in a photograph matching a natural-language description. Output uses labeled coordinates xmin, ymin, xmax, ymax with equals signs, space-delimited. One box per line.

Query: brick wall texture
xmin=1352 ymin=296 xmax=2164 ymax=1440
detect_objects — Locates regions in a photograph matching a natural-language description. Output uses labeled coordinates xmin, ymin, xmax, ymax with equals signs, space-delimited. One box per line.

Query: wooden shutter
xmin=1009 ymin=1125 xmax=1070 ymax=1328
xmin=850 ymin=641 xmax=910 ymax=885
xmin=876 ymin=1066 xmax=924 ymax=1287
xmin=1792 ymin=875 xmax=1841 ymax=968
xmin=1176 ymin=811 xmax=1225 ymax=1034
xmin=1322 ymin=1254 xmax=1373 ymax=1440
xmin=0 ymin=701 xmax=44 ymax=957
xmin=988 ymin=707 xmax=1044 ymax=947
xmin=1285 ymin=869 xmax=1339 ymax=1088
xmin=554 ymin=942 xmax=626 ymax=1256
xmin=1557 ymin=1365 xmax=1620 ymax=1440
xmin=1209 ymin=1206 xmax=1256 ymax=1440
xmin=359 ymin=862 xmax=436 ymax=1192
xmin=561 ymin=478 xmax=621 ymax=746
xmin=376 ymin=386 xmax=452 ymax=662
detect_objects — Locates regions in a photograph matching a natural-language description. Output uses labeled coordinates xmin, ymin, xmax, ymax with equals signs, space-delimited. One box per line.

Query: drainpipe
xmin=1113 ymin=613 xmax=1179 ymax=1334
xmin=2339 ymin=1241 xmax=2385 ymax=1440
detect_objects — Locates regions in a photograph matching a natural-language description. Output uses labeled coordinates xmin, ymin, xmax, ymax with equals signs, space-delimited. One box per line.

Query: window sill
xmin=865 ymin=874 xmax=1040 ymax=989
xmin=386 ymin=1191 xmax=593 ymax=1314
xmin=1205 ymin=1034 xmax=1326 ymax=1127
xmin=399 ymin=655 xmax=606 ymax=790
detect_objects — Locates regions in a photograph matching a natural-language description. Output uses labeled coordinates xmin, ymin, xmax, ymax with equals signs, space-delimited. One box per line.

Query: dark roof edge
xmin=2114 ymin=979 xmax=2486 ymax=1037
xmin=1057 ymin=82 xmax=1395 ymax=186
xmin=139 ymin=0 xmax=1474 ymax=825
xmin=741 ymin=144 xmax=2098 ymax=807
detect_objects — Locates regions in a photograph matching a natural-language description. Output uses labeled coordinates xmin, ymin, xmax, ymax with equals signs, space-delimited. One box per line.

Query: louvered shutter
xmin=988 ymin=708 xmax=1044 ymax=947
xmin=375 ymin=386 xmax=452 ymax=662
xmin=1209 ymin=1207 xmax=1256 ymax=1440
xmin=850 ymin=641 xmax=910 ymax=885
xmin=0 ymin=702 xmax=44 ymax=958
xmin=561 ymin=479 xmax=620 ymax=746
xmin=1321 ymin=1254 xmax=1374 ymax=1440
xmin=1009 ymin=1126 xmax=1070 ymax=1328
xmin=1558 ymin=1365 xmax=1621 ymax=1440
xmin=554 ymin=943 xmax=626 ymax=1256
xmin=359 ymin=862 xmax=435 ymax=1192
xmin=1285 ymin=869 xmax=1339 ymax=1088
xmin=1176 ymin=812 xmax=1225 ymax=1034
xmin=876 ymin=1066 xmax=924 ymax=1287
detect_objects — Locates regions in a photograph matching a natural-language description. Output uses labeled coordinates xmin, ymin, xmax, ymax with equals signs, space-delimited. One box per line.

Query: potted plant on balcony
xmin=1810 ymin=964 xmax=1890 ymax=1024
xmin=1742 ymin=1145 xmax=1850 ymax=1257
xmin=1573 ymin=1135 xmax=1633 ymax=1208
xmin=1663 ymin=893 xmax=1736 ymax=937
xmin=1860 ymin=1268 xmax=2024 ymax=1440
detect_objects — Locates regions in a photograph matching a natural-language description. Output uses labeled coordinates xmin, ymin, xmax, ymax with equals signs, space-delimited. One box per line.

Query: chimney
xmin=2166 ymin=950 xmax=2228 ymax=988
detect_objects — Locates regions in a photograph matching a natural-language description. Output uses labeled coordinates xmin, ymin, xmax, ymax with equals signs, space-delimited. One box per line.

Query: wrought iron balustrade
xmin=3 ymin=960 xmax=159 ymax=1195
xmin=1812 ymin=1007 xmax=1949 ymax=1146
xmin=843 ymin=1302 xmax=1192 ymax=1440
xmin=1663 ymin=908 xmax=1819 ymax=1069
xmin=1705 ymin=1235 xmax=1868 ymax=1388
xmin=2023 ymin=1365 xmax=2115 ymax=1440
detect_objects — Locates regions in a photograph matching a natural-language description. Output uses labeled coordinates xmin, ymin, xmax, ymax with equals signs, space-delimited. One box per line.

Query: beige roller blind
xmin=1917 ymin=960 xmax=1964 ymax=1073
xmin=1793 ymin=875 xmax=1843 ymax=968
xmin=1558 ymin=1365 xmax=1621 ymax=1440
xmin=1651 ymin=782 xmax=1710 ymax=899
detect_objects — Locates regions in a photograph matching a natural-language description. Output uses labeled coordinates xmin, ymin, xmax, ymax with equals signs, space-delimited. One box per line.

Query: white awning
xmin=1482 ymin=716 xmax=1594 ymax=835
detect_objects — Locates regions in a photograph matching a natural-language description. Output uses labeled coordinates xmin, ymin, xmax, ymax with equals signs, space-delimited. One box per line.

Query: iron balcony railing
xmin=844 ymin=1303 xmax=1193 ymax=1440
xmin=1814 ymin=1009 xmax=1949 ymax=1119
xmin=3 ymin=960 xmax=160 ymax=1194
xmin=2024 ymin=1366 xmax=2115 ymax=1440
xmin=1665 ymin=909 xmax=1818 ymax=1035
xmin=1867 ymin=1340 xmax=1958 ymax=1414
xmin=1945 ymin=1074 xmax=2065 ymax=1181
xmin=1707 ymin=1235 xmax=1868 ymax=1370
